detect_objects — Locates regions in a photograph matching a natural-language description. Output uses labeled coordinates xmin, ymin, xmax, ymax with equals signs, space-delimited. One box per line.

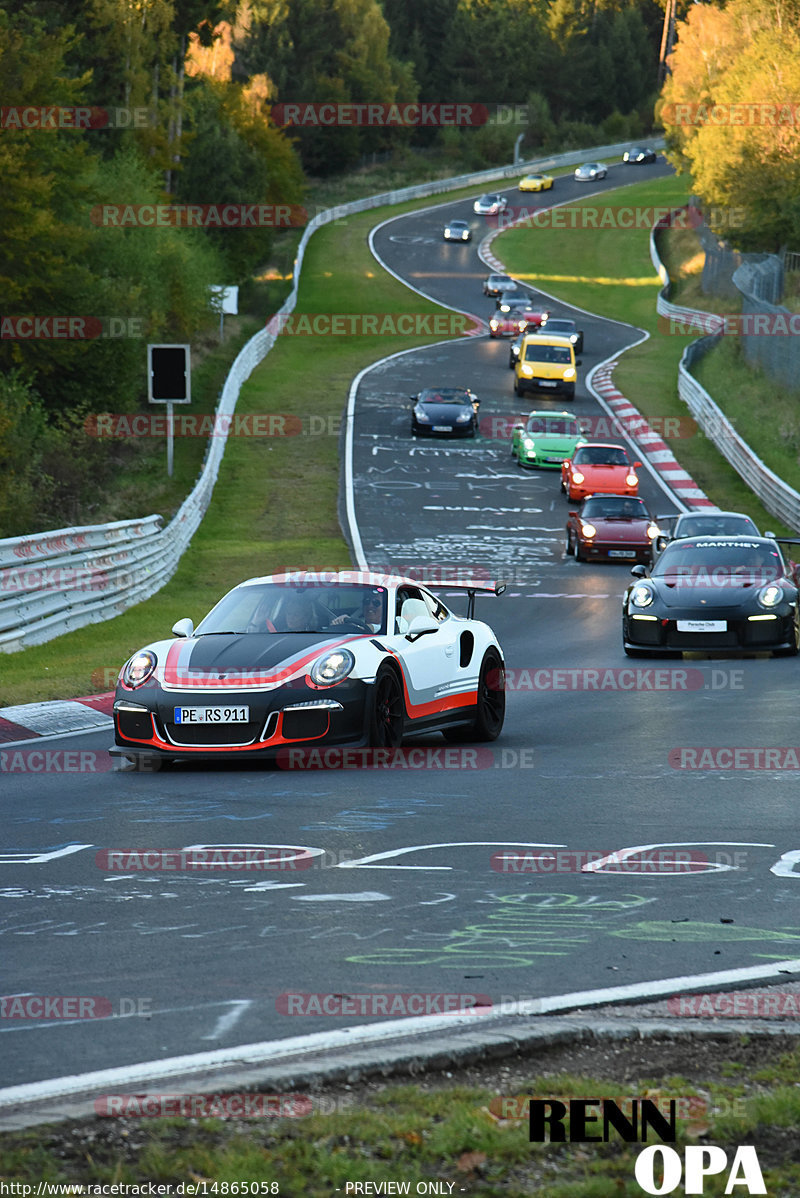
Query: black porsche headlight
xmin=310 ymin=648 xmax=355 ymax=686
xmin=122 ymin=650 xmax=157 ymax=688
xmin=630 ymin=584 xmax=654 ymax=608
xmin=758 ymin=583 xmax=784 ymax=609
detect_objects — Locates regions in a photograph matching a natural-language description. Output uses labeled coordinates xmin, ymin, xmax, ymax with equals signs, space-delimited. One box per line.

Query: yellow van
xmin=513 ymin=333 xmax=579 ymax=400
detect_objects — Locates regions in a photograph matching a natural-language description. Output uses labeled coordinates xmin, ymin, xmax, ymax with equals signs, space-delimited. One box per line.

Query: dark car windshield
xmin=542 ymin=321 xmax=575 ymax=334
xmin=526 ymin=417 xmax=579 ymax=436
xmin=675 ymin=515 xmax=757 ymax=538
xmin=573 ymin=446 xmax=629 ymax=466
xmin=196 ymin=583 xmax=388 ymax=635
xmin=652 ymin=541 xmax=784 ymax=582
xmin=419 ymin=390 xmax=472 ymax=406
xmin=522 ymin=344 xmax=571 ymax=364
xmin=582 ymin=497 xmax=648 ymax=518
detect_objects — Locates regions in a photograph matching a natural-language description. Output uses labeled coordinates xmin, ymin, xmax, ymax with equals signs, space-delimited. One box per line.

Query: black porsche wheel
xmin=368 ymin=665 xmax=405 ymax=747
xmin=443 ymin=649 xmax=505 ymax=743
xmin=566 ymin=531 xmax=575 ymax=556
xmin=575 ymin=537 xmax=585 ymax=562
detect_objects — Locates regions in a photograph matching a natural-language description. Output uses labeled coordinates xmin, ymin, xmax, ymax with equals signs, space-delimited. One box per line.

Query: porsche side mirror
xmin=405 ymin=615 xmax=439 ymax=640
xmin=172 ymin=617 xmax=194 ymax=638
xmin=575 ymin=359 xmax=583 ymax=366
xmin=568 ymin=510 xmax=578 ymax=517
xmin=765 ymin=530 xmax=776 ymax=538
xmin=633 ymin=460 xmax=642 ymax=468
xmin=630 ymin=564 xmax=648 ymax=579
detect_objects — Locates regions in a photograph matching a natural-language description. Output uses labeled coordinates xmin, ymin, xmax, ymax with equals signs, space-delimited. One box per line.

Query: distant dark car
xmin=443 ymin=219 xmax=471 ymax=242
xmin=411 ymin=387 xmax=480 ymax=437
xmin=654 ymin=510 xmax=760 ymax=554
xmin=623 ymin=147 xmax=657 ymax=165
xmin=623 ymin=536 xmax=800 ymax=656
xmin=537 ymin=317 xmax=584 ymax=354
xmin=566 ymin=495 xmax=657 ymax=563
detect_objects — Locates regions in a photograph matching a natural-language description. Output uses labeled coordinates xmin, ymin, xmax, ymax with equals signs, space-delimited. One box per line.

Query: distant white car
xmin=574 ymin=163 xmax=607 ymax=181
xmin=443 ymin=219 xmax=472 ymax=242
xmin=473 ymin=193 xmax=508 ymax=215
xmin=483 ymin=273 xmax=518 ymax=297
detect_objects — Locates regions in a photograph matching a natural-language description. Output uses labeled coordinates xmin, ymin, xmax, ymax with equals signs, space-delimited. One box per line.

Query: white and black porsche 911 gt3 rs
xmin=111 ymin=571 xmax=506 ymax=767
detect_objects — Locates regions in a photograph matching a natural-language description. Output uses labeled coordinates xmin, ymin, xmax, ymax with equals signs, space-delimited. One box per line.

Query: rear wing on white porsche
xmin=424 ymin=578 xmax=507 ymax=620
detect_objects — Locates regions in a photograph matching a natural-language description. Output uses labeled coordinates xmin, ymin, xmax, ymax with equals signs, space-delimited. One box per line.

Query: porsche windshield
xmin=573 ymin=446 xmax=629 ymax=466
xmin=526 ymin=417 xmax=578 ymax=436
xmin=196 ymin=583 xmax=389 ymax=635
xmin=419 ymin=390 xmax=471 ymax=405
xmin=582 ymin=497 xmax=647 ymax=518
xmin=653 ymin=541 xmax=784 ymax=581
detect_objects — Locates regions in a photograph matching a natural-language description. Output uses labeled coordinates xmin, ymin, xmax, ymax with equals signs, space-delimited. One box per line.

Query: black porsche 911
xmin=410 ymin=388 xmax=480 ymax=437
xmin=622 ymin=537 xmax=800 ymax=656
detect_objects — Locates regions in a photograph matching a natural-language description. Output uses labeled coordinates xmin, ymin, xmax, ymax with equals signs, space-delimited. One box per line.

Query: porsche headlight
xmin=520 ymin=364 xmax=533 ymax=376
xmin=647 ymin=524 xmax=659 ymax=540
xmin=581 ymin=523 xmax=597 ymax=538
xmin=523 ymin=437 xmax=535 ymax=450
xmin=414 ymin=406 xmax=430 ymax=422
xmin=758 ymin=583 xmax=784 ymax=608
xmin=310 ymin=648 xmax=355 ymax=686
xmin=456 ymin=411 xmax=472 ymax=422
xmin=490 ymin=319 xmax=501 ymax=330
xmin=630 ymin=584 xmax=654 ymax=608
xmin=570 ymin=333 xmax=579 ymax=343
xmin=571 ymin=470 xmax=585 ymax=484
xmin=122 ymin=650 xmax=157 ymax=688
xmin=626 ymin=472 xmax=638 ymax=486
xmin=563 ymin=367 xmax=576 ymax=381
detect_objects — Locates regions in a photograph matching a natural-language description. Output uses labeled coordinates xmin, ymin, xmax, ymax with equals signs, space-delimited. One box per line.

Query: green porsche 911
xmin=510 ymin=410 xmax=584 ymax=469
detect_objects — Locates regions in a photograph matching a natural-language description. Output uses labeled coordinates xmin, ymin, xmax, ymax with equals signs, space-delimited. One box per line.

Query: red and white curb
xmin=592 ymin=364 xmax=714 ymax=510
xmin=0 ymin=694 xmax=113 ymax=744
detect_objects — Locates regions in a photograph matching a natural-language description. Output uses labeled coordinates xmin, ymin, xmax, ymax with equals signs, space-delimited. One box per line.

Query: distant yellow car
xmin=518 ymin=173 xmax=554 ymax=192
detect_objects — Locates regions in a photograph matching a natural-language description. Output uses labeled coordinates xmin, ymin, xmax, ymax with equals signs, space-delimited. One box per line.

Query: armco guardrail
xmin=0 ymin=139 xmax=657 ymax=653
xmin=678 ymin=341 xmax=800 ymax=532
xmin=650 ymin=212 xmax=800 ymax=533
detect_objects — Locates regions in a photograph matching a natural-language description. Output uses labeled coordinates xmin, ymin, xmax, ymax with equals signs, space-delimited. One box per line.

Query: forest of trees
xmin=2 ymin=0 xmax=797 ymax=534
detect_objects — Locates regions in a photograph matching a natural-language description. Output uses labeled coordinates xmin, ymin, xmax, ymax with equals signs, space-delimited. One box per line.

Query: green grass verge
xmin=495 ymin=175 xmax=799 ymax=539
xmin=3 ymin=1054 xmax=800 ymax=1193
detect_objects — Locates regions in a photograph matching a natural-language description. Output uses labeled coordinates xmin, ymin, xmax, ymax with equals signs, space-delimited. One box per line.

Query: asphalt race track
xmin=4 ymin=159 xmax=800 ymax=1097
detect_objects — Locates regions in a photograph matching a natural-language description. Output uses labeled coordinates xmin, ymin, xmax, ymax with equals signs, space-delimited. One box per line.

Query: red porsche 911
xmin=566 ymin=495 xmax=659 ymax=563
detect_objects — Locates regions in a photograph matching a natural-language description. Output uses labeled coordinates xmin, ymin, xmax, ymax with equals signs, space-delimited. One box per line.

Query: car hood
xmin=528 ymin=435 xmax=580 ymax=452
xmin=157 ymin=632 xmax=360 ymax=689
xmin=588 ymin=517 xmax=649 ymax=541
xmin=651 ymin=577 xmax=773 ymax=609
xmin=418 ymin=403 xmax=469 ymax=422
